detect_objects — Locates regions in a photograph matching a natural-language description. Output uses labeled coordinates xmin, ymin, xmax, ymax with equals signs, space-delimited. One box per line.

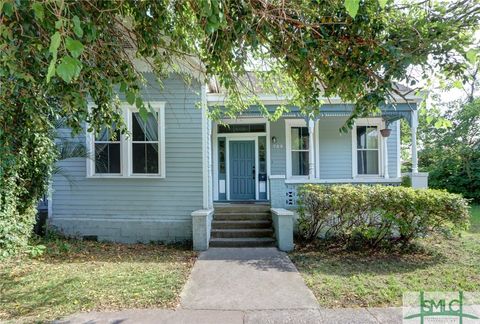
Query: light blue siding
xmin=387 ymin=120 xmax=400 ymax=177
xmin=318 ymin=117 xmax=353 ymax=179
xmin=50 ymin=74 xmax=203 ymax=243
xmin=269 ymin=117 xmax=287 ymax=175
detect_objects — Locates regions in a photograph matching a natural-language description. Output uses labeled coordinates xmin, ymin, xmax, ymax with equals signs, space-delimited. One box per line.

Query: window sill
xmin=284 ymin=177 xmax=401 ymax=184
xmin=87 ymin=174 xmax=166 ymax=179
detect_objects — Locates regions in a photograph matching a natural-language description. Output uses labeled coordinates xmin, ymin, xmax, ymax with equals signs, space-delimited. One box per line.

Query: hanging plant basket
xmin=380 ymin=128 xmax=392 ymax=137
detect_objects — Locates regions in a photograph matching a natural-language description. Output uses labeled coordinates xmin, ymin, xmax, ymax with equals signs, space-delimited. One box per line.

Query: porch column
xmin=308 ymin=118 xmax=315 ymax=179
xmin=383 ymin=136 xmax=389 ymax=179
xmin=411 ymin=110 xmax=418 ymax=173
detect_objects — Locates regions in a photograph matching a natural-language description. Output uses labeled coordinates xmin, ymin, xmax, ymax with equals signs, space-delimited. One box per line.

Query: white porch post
xmin=383 ymin=135 xmax=389 ymax=179
xmin=308 ymin=118 xmax=315 ymax=179
xmin=411 ymin=110 xmax=418 ymax=174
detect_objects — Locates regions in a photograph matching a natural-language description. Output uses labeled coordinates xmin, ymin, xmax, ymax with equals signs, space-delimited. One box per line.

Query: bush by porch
xmin=297 ymin=184 xmax=470 ymax=249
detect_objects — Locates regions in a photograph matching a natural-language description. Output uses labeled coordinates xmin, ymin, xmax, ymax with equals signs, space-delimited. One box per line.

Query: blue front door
xmin=229 ymin=141 xmax=256 ymax=200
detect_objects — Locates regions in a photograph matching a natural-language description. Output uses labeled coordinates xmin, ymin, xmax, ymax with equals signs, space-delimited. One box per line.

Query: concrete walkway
xmin=58 ymin=248 xmax=404 ymax=323
xmin=180 ymin=247 xmax=319 ymax=310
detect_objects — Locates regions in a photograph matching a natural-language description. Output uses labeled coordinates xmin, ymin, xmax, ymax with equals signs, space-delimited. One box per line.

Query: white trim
xmin=213 ymin=118 xmax=269 ymax=201
xmin=315 ymin=119 xmax=320 ymax=179
xmin=396 ymin=120 xmax=401 ymax=178
xmin=285 ymin=119 xmax=309 ymax=180
xmin=266 ymin=120 xmax=271 ymax=200
xmin=351 ymin=118 xmax=384 ymax=178
xmin=86 ymin=102 xmax=166 ymax=178
xmin=207 ymin=93 xmax=424 ymax=105
xmin=269 ymin=175 xmax=286 ymax=179
xmin=201 ymin=85 xmax=209 ymax=208
xmin=212 ymin=124 xmax=219 ymax=201
xmin=285 ymin=177 xmax=402 ymax=184
xmin=126 ymin=103 xmax=166 ymax=178
xmin=411 ymin=110 xmax=419 ymax=173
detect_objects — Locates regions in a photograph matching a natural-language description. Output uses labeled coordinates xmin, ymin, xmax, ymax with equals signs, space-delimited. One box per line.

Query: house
xmin=49 ymin=69 xmax=426 ymax=252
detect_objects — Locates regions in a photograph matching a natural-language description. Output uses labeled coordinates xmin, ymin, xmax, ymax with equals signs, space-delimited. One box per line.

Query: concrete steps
xmin=212 ymin=220 xmax=272 ymax=229
xmin=210 ymin=203 xmax=276 ymax=248
xmin=210 ymin=237 xmax=276 ymax=248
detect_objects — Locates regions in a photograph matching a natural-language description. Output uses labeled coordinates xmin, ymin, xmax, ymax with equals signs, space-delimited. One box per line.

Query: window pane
xmin=132 ymin=143 xmax=159 ymax=174
xmin=366 ymin=127 xmax=378 ymax=149
xmin=109 ymin=143 xmax=121 ymax=173
xmin=291 ymin=127 xmax=309 ymax=150
xmin=218 ymin=138 xmax=226 ymax=174
xmin=132 ymin=112 xmax=158 ymax=141
xmin=146 ymin=143 xmax=159 ymax=173
xmin=95 ymin=143 xmax=120 ymax=173
xmin=292 ymin=151 xmax=309 ymax=176
xmin=357 ymin=126 xmax=366 ymax=149
xmin=357 ymin=150 xmax=379 ymax=174
xmin=217 ymin=123 xmax=266 ymax=133
xmin=95 ymin=144 xmax=108 ymax=173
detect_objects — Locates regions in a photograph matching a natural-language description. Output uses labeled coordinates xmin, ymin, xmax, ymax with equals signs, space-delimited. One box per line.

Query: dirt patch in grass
xmin=0 ymin=239 xmax=197 ymax=323
xmin=290 ymin=207 xmax=480 ymax=308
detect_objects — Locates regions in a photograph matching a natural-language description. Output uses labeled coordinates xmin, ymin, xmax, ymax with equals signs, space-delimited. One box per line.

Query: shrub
xmin=297 ymin=184 xmax=470 ymax=249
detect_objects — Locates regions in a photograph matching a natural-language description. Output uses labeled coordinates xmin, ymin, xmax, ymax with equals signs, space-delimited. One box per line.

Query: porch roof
xmin=216 ymin=103 xmax=417 ymax=126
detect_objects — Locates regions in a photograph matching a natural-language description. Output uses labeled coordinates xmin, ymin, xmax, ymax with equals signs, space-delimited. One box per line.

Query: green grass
xmin=290 ymin=205 xmax=480 ymax=308
xmin=0 ymin=239 xmax=196 ymax=323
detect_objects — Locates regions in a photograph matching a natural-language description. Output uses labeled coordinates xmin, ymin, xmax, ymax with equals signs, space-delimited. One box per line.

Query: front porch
xmin=210 ymin=103 xmax=425 ymax=207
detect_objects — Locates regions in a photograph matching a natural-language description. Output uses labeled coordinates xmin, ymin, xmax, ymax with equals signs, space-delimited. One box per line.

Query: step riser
xmin=212 ymin=221 xmax=271 ymax=229
xmin=209 ymin=240 xmax=276 ymax=248
xmin=214 ymin=206 xmax=271 ymax=213
xmin=214 ymin=214 xmax=271 ymax=221
xmin=211 ymin=230 xmax=273 ymax=239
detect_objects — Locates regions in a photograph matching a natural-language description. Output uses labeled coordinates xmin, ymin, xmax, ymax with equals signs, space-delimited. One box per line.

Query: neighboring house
xmin=49 ymin=68 xmax=426 ymax=251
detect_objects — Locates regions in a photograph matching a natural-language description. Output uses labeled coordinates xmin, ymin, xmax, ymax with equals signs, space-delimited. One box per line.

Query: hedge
xmin=297 ymin=184 xmax=470 ymax=249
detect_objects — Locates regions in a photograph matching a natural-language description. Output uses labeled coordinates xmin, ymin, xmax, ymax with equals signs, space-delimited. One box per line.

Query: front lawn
xmin=0 ymin=238 xmax=196 ymax=323
xmin=290 ymin=205 xmax=480 ymax=308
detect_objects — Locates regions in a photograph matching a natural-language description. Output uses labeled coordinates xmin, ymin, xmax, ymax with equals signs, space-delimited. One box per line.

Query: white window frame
xmin=86 ymin=102 xmax=166 ymax=178
xmin=351 ymin=118 xmax=384 ymax=178
xmin=285 ymin=119 xmax=310 ymax=179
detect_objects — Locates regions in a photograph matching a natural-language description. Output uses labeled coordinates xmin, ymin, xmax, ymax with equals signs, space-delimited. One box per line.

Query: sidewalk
xmin=58 ymin=307 xmax=403 ymax=324
xmin=58 ymin=248 xmax=403 ymax=323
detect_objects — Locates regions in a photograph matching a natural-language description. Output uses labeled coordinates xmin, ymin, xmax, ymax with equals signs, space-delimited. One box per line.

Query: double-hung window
xmin=131 ymin=110 xmax=161 ymax=174
xmin=87 ymin=102 xmax=165 ymax=178
xmin=286 ymin=120 xmax=310 ymax=178
xmin=353 ymin=119 xmax=382 ymax=176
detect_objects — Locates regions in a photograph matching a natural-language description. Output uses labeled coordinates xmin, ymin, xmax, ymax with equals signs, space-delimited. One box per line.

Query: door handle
xmin=252 ymin=166 xmax=255 ymax=179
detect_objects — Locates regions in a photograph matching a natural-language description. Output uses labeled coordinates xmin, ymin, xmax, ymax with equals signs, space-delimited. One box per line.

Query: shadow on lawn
xmin=36 ymin=238 xmax=196 ymax=265
xmin=290 ymin=239 xmax=450 ymax=277
xmin=0 ymin=273 xmax=83 ymax=319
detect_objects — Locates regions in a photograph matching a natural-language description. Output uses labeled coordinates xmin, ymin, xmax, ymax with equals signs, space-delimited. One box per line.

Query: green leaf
xmin=49 ymin=32 xmax=61 ymax=55
xmin=65 ymin=37 xmax=84 ymax=58
xmin=119 ymin=82 xmax=127 ymax=93
xmin=72 ymin=16 xmax=83 ymax=38
xmin=1 ymin=1 xmax=14 ymax=17
xmin=32 ymin=2 xmax=44 ymax=21
xmin=138 ymin=101 xmax=149 ymax=121
xmin=56 ymin=56 xmax=82 ymax=83
xmin=55 ymin=20 xmax=63 ymax=30
xmin=466 ymin=49 xmax=478 ymax=64
xmin=126 ymin=90 xmax=136 ymax=105
xmin=46 ymin=59 xmax=56 ymax=83
xmin=453 ymin=80 xmax=463 ymax=89
xmin=344 ymin=0 xmax=360 ymax=18
xmin=378 ymin=0 xmax=387 ymax=9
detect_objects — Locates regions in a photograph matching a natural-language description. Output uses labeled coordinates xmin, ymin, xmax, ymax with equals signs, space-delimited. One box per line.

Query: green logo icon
xmin=404 ymin=291 xmax=479 ymax=323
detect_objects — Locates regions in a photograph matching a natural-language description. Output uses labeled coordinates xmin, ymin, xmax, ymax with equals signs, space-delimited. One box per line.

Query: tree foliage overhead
xmin=1 ymin=0 xmax=479 ymax=255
